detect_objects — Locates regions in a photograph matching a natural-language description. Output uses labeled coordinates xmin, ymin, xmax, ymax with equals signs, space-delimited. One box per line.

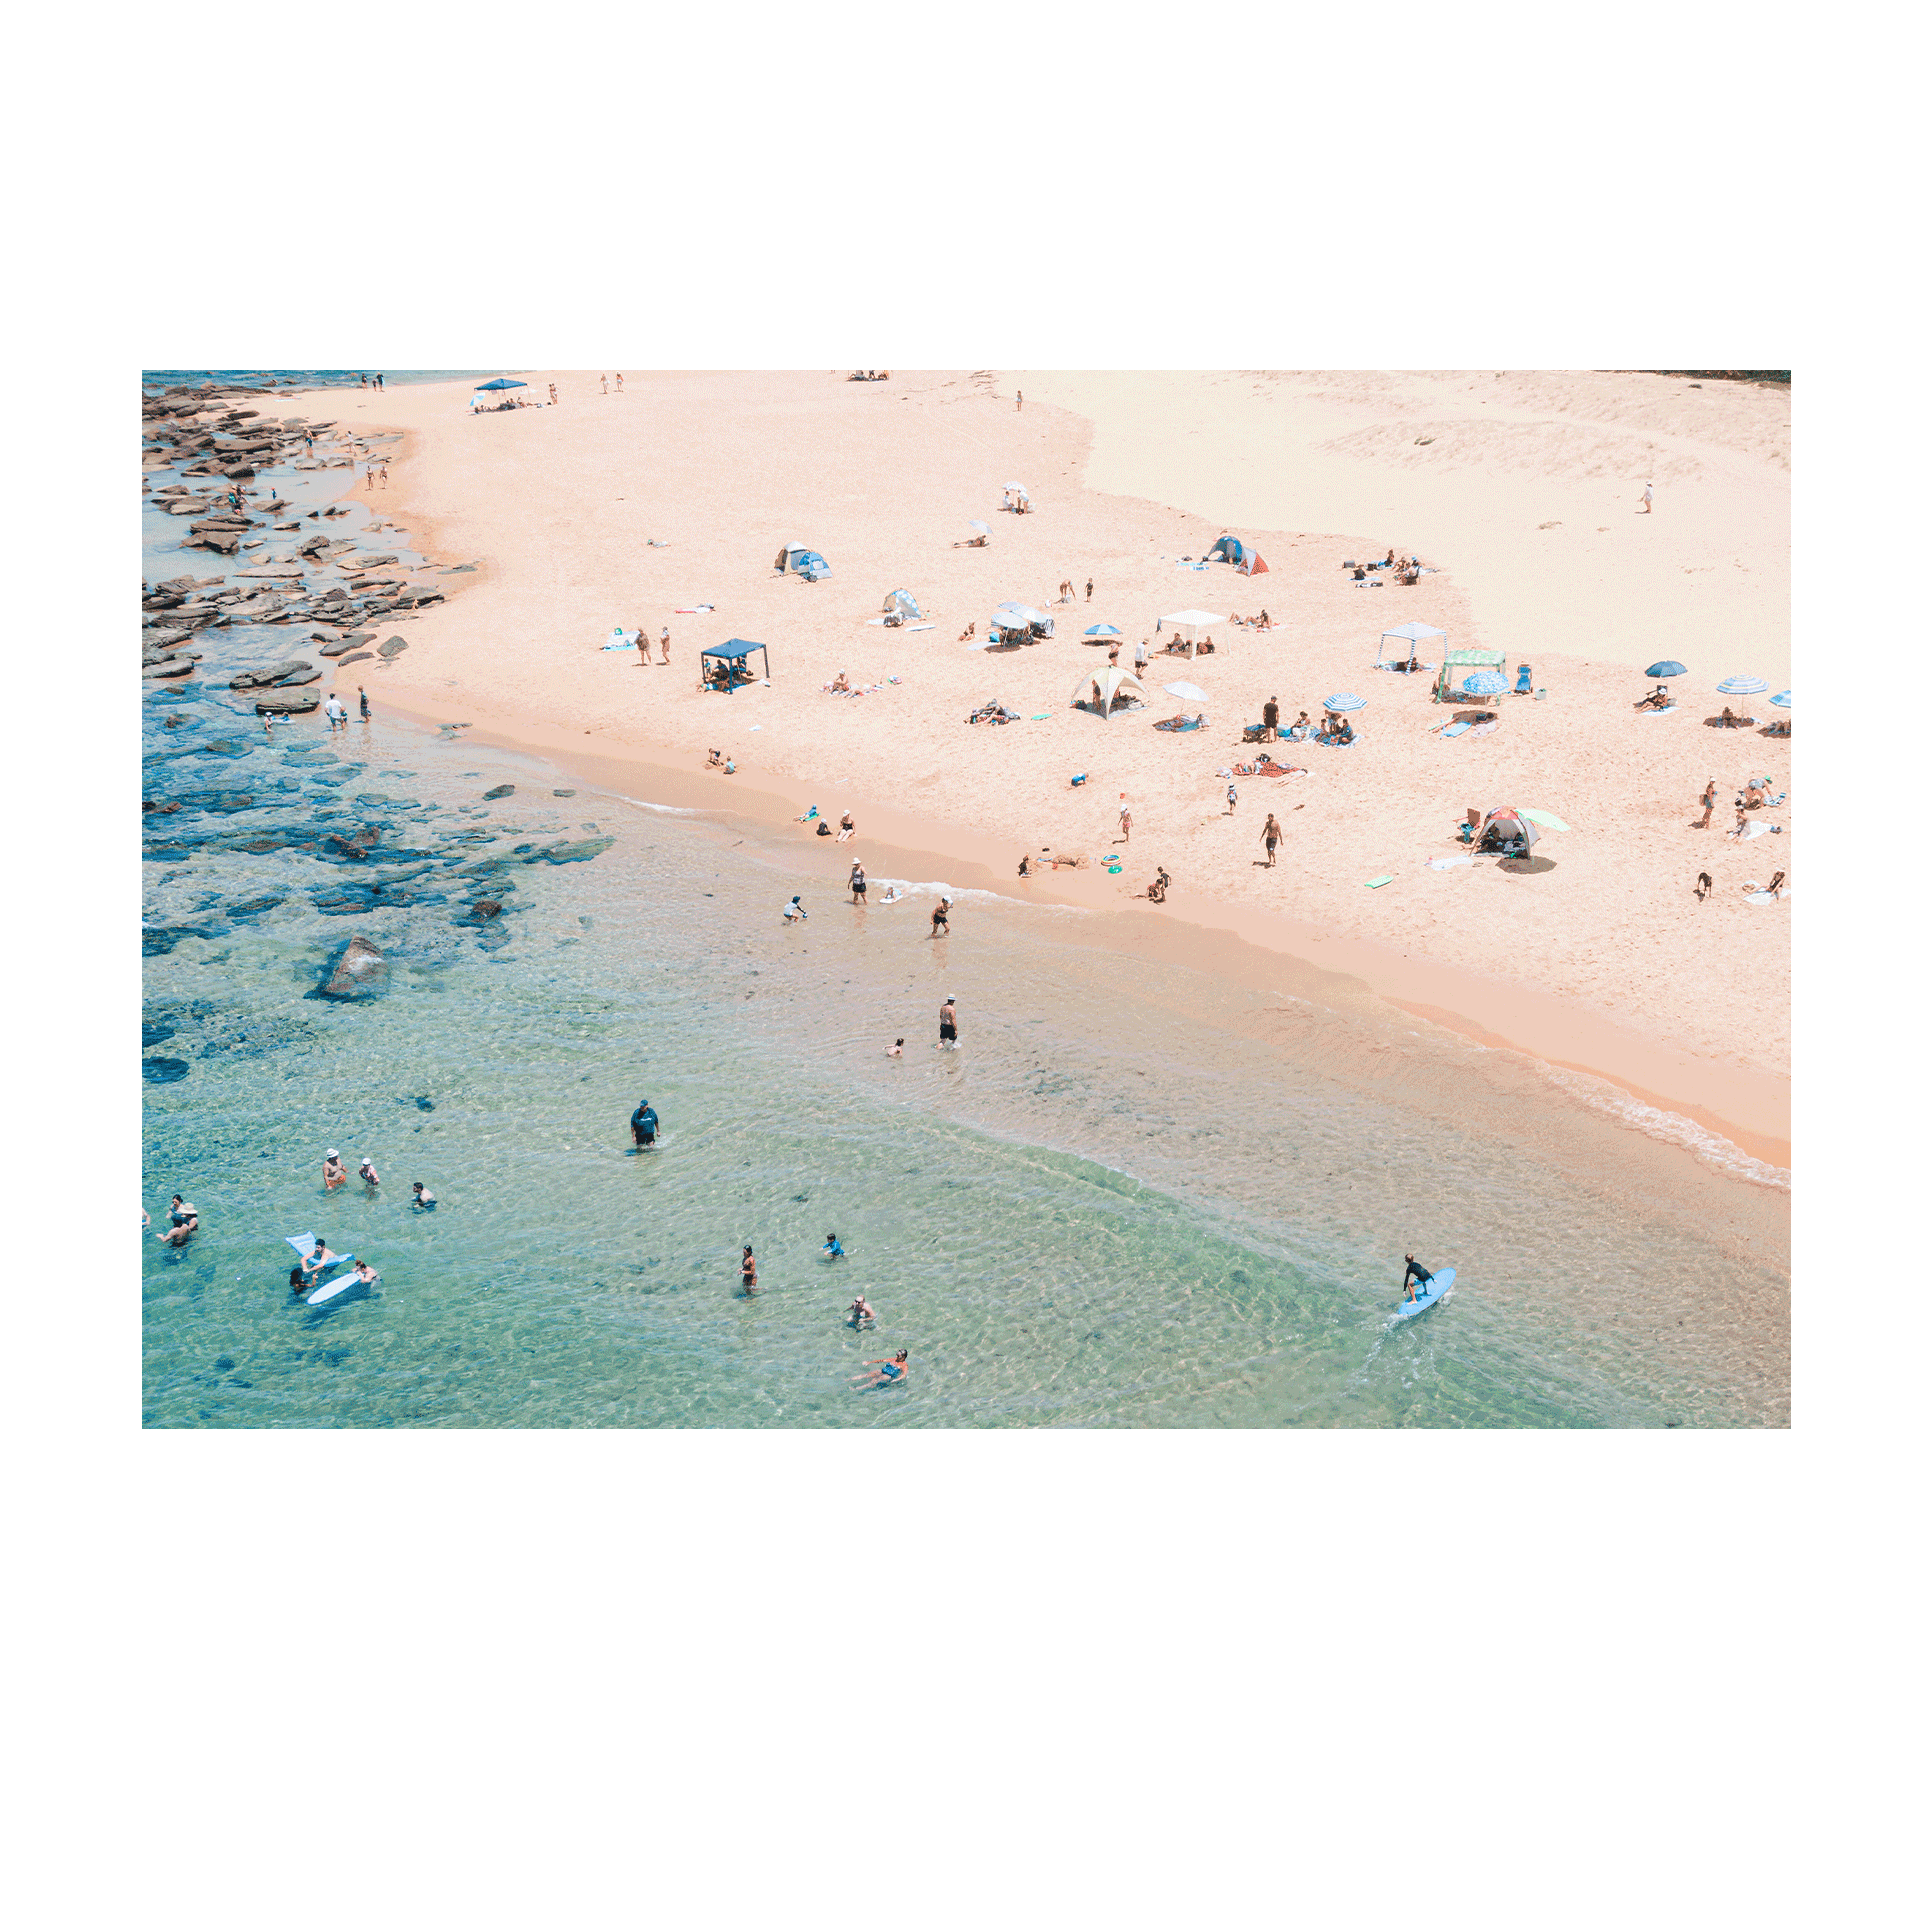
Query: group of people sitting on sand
xmin=1158 ymin=633 xmax=1217 ymax=658
xmin=969 ymin=699 xmax=1018 ymax=725
xmin=1249 ymin=702 xmax=1314 ymax=743
xmin=1145 ymin=866 xmax=1172 ymax=903
xmin=1708 ymin=704 xmax=1755 ymax=728
xmin=847 ymin=370 xmax=891 ymax=382
xmin=705 ymin=748 xmax=736 ymax=773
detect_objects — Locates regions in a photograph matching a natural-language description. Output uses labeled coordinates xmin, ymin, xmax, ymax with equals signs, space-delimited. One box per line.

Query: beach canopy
xmin=1518 ymin=810 xmax=1571 ymax=832
xmin=774 ymin=542 xmax=831 ymax=581
xmin=1770 ymin=690 xmax=1792 ymax=709
xmin=1461 ymin=671 xmax=1510 ymax=697
xmin=1377 ymin=620 xmax=1446 ymax=669
xmin=966 ymin=519 xmax=990 ymax=535
xmin=700 ymin=635 xmax=770 ymax=693
xmin=1158 ymin=609 xmax=1229 ymax=656
xmin=1435 ymin=647 xmax=1506 ymax=698
xmin=991 ymin=601 xmax=1054 ymax=639
xmin=1085 ymin=623 xmax=1121 ymax=637
xmin=1717 ymin=674 xmax=1769 ymax=696
xmin=1071 ymin=667 xmax=1149 ymax=717
xmin=1163 ymin=680 xmax=1209 ymax=703
xmin=1002 ymin=483 xmax=1029 ymax=509
xmin=881 ymin=588 xmax=921 ymax=620
xmin=1322 ymin=692 xmax=1367 ymax=713
xmin=1471 ymin=806 xmax=1538 ymax=859
xmin=1645 ymin=660 xmax=1688 ymax=678
xmin=1205 ymin=532 xmax=1269 ymax=575
xmin=474 ymin=378 xmax=526 ymax=391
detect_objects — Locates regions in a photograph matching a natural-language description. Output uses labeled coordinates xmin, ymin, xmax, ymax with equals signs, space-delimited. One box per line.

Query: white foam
xmin=1534 ymin=1061 xmax=1789 ymax=1191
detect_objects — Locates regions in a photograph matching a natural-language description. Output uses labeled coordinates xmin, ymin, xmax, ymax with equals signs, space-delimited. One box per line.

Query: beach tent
xmin=1070 ymin=666 xmax=1150 ymax=718
xmin=1002 ymin=482 xmax=1030 ymax=511
xmin=991 ymin=601 xmax=1054 ymax=640
xmin=1205 ymin=533 xmax=1270 ymax=575
xmin=1158 ymin=609 xmax=1229 ymax=657
xmin=700 ymin=636 xmax=771 ymax=693
xmin=1470 ymin=806 xmax=1538 ymax=858
xmin=1377 ymin=621 xmax=1446 ymax=670
xmin=1435 ymin=647 xmax=1506 ymax=700
xmin=881 ymin=588 xmax=921 ymax=621
xmin=774 ymin=542 xmax=832 ymax=580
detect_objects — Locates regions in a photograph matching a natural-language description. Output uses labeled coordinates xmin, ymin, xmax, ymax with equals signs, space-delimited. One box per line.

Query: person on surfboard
xmin=1404 ymin=1255 xmax=1435 ymax=1304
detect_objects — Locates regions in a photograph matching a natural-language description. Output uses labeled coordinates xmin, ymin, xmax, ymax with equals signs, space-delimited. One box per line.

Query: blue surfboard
xmin=1396 ymin=1266 xmax=1455 ymax=1319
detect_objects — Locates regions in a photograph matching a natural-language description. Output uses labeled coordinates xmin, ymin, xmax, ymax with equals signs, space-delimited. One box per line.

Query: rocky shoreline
xmin=141 ymin=380 xmax=447 ymax=712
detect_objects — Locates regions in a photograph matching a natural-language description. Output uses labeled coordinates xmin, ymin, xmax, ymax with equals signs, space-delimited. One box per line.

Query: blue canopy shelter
xmin=701 ymin=636 xmax=771 ymax=693
xmin=475 ymin=378 xmax=526 ymax=392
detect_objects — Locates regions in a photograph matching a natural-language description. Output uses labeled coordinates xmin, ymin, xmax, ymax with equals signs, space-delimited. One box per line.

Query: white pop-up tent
xmin=1157 ymin=609 xmax=1229 ymax=657
xmin=1002 ymin=482 xmax=1030 ymax=511
xmin=1071 ymin=666 xmax=1150 ymax=717
xmin=1377 ymin=621 xmax=1446 ymax=671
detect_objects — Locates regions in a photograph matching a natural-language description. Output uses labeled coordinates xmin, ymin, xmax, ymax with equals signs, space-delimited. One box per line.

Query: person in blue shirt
xmin=630 ymin=1101 xmax=658 ymax=1149
xmin=823 ymin=1234 xmax=847 ymax=1260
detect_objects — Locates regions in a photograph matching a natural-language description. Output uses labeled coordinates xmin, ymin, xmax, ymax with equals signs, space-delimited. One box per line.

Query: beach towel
xmin=1320 ymin=731 xmax=1359 ymax=747
xmin=1638 ymin=704 xmax=1680 ymax=716
xmin=1029 ymin=712 xmax=1052 ymax=720
xmin=673 ymin=603 xmax=716 ymax=613
xmin=1743 ymin=888 xmax=1790 ymax=906
xmin=1365 ymin=875 xmax=1395 ymax=888
xmin=1439 ymin=721 xmax=1471 ymax=737
xmin=1425 ymin=856 xmax=1473 ymax=871
xmin=1460 ymin=720 xmax=1498 ymax=739
xmin=601 ymin=638 xmax=637 ymax=650
xmin=966 ymin=640 xmax=992 ymax=651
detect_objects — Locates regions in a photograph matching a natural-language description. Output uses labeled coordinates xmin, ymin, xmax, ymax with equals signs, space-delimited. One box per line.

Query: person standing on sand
xmin=548 ymin=383 xmax=558 ymax=405
xmin=938 ymin=996 xmax=959 ymax=1048
xmin=600 ymin=375 xmax=608 ymax=395
xmin=1116 ymin=797 xmax=1131 ymax=844
xmin=358 ymin=686 xmax=370 ymax=723
xmin=931 ymin=897 xmax=950 ymax=938
xmin=1086 ymin=580 xmax=1094 ymax=601
xmin=616 ymin=373 xmax=624 ymax=392
xmin=849 ymin=859 xmax=867 ymax=906
xmin=1639 ymin=480 xmax=1653 ymax=514
xmin=1135 ymin=637 xmax=1148 ymax=675
xmin=1263 ymin=696 xmax=1280 ymax=739
xmin=1108 ymin=641 xmax=1121 ymax=669
xmin=659 ymin=629 xmax=671 ymax=665
xmin=635 ymin=629 xmax=652 ymax=664
xmin=1016 ymin=390 xmax=1023 ymax=411
xmin=1226 ymin=783 xmax=1238 ymax=816
xmin=1694 ymin=780 xmax=1716 ymax=828
xmin=1261 ymin=814 xmax=1281 ymax=865
xmin=379 ymin=466 xmax=387 ymax=488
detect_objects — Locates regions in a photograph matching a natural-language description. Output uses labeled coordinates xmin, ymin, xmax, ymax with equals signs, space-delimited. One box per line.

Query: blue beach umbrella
xmin=1461 ymin=671 xmax=1510 ymax=697
xmin=1323 ymin=692 xmax=1367 ymax=713
xmin=475 ymin=378 xmax=527 ymax=392
xmin=1645 ymin=660 xmax=1687 ymax=678
xmin=1770 ymin=690 xmax=1792 ymax=709
xmin=1085 ymin=623 xmax=1121 ymax=636
xmin=1717 ymin=675 xmax=1769 ymax=696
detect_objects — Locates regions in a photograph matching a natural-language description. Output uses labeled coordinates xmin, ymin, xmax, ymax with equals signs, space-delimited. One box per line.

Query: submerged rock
xmin=143 ymin=1056 xmax=192 ymax=1084
xmin=318 ymin=932 xmax=388 ymax=998
xmin=482 ymin=784 xmax=516 ymax=801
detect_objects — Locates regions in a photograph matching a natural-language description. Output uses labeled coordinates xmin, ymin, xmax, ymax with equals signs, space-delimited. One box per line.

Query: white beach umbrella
xmin=1163 ymin=681 xmax=1209 ymax=703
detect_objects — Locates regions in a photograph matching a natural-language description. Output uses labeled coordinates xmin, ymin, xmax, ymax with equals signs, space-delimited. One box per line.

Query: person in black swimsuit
xmin=938 ymin=996 xmax=958 ymax=1048
xmin=1404 ymin=1255 xmax=1434 ymax=1304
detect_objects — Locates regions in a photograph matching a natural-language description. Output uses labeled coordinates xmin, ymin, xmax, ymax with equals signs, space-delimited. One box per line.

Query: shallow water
xmin=141 ymin=407 xmax=1789 ymax=1429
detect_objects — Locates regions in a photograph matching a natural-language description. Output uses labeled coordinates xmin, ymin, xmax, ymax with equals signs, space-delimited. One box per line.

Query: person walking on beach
xmin=1116 ymin=796 xmax=1131 ymax=844
xmin=930 ymin=896 xmax=950 ymax=938
xmin=548 ymin=383 xmax=557 ymax=405
xmin=1134 ymin=637 xmax=1148 ymax=675
xmin=379 ymin=465 xmax=387 ymax=489
xmin=659 ymin=629 xmax=671 ymax=664
xmin=1015 ymin=390 xmax=1023 ymax=411
xmin=1260 ymin=813 xmax=1282 ymax=865
xmin=324 ymin=694 xmax=347 ymax=732
xmin=616 ymin=373 xmax=624 ymax=393
xmin=849 ymin=859 xmax=867 ymax=906
xmin=600 ymin=374 xmax=608 ymax=395
xmin=1639 ymin=480 xmax=1653 ymax=514
xmin=358 ymin=686 xmax=370 ymax=723
xmin=635 ymin=629 xmax=651 ymax=665
xmin=1694 ymin=779 xmax=1717 ymax=829
xmin=1086 ymin=579 xmax=1094 ymax=601
xmin=1226 ymin=782 xmax=1239 ymax=816
xmin=938 ymin=996 xmax=959 ymax=1048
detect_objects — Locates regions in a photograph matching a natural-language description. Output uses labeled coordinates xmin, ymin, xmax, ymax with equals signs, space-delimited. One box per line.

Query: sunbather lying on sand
xmin=953 ymin=535 xmax=988 ymax=548
xmin=1743 ymin=871 xmax=1787 ymax=899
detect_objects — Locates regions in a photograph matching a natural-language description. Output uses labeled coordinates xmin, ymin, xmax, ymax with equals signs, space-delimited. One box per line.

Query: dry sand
xmin=242 ymin=370 xmax=1789 ymax=1152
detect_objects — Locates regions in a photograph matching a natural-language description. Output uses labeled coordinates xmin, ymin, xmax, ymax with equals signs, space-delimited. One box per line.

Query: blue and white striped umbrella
xmin=1717 ymin=675 xmax=1769 ymax=696
xmin=1322 ymin=692 xmax=1367 ymax=713
xmin=1770 ymin=690 xmax=1792 ymax=709
xmin=1461 ymin=671 xmax=1510 ymax=696
xmin=1085 ymin=624 xmax=1121 ymax=637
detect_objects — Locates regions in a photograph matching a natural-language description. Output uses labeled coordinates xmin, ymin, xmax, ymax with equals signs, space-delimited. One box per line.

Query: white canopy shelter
xmin=1157 ymin=609 xmax=1228 ymax=657
xmin=1002 ymin=482 xmax=1030 ymax=510
xmin=1071 ymin=667 xmax=1150 ymax=717
xmin=1377 ymin=621 xmax=1446 ymax=670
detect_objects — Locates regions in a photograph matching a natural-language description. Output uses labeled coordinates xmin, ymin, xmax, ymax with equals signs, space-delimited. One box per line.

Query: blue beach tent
xmin=1205 ymin=533 xmax=1269 ymax=574
xmin=882 ymin=588 xmax=922 ymax=620
xmin=774 ymin=541 xmax=832 ymax=581
xmin=701 ymin=637 xmax=771 ymax=692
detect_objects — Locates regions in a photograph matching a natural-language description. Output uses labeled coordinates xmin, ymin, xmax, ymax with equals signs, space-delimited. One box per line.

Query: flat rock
xmin=482 ymin=784 xmax=516 ymax=800
xmin=319 ymin=932 xmax=388 ymax=999
xmin=254 ymin=690 xmax=320 ymax=715
xmin=318 ymin=635 xmax=363 ymax=657
xmin=376 ymin=637 xmax=408 ymax=658
xmin=143 ymin=658 xmax=196 ymax=678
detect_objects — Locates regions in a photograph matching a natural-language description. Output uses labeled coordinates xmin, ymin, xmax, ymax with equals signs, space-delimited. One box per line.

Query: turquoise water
xmin=141 ymin=411 xmax=1790 ymax=1429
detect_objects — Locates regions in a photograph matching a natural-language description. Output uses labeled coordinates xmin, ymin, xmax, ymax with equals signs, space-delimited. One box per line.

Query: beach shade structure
xmin=1717 ymin=675 xmax=1770 ymax=696
xmin=1205 ymin=532 xmax=1270 ymax=575
xmin=1322 ymin=692 xmax=1367 ymax=714
xmin=1461 ymin=670 xmax=1511 ymax=698
xmin=1002 ymin=483 xmax=1030 ymax=511
xmin=1157 ymin=609 xmax=1229 ymax=657
xmin=1377 ymin=621 xmax=1446 ymax=671
xmin=990 ymin=601 xmax=1054 ymax=641
xmin=700 ymin=636 xmax=771 ymax=693
xmin=1645 ymin=660 xmax=1688 ymax=678
xmin=966 ymin=519 xmax=991 ymax=536
xmin=474 ymin=378 xmax=526 ymax=393
xmin=1469 ymin=806 xmax=1539 ymax=858
xmin=1085 ymin=623 xmax=1121 ymax=637
xmin=881 ymin=588 xmax=922 ymax=622
xmin=1770 ymin=690 xmax=1792 ymax=709
xmin=1163 ymin=680 xmax=1209 ymax=705
xmin=773 ymin=542 xmax=831 ymax=581
xmin=1434 ymin=648 xmax=1507 ymax=701
xmin=1070 ymin=667 xmax=1150 ymax=718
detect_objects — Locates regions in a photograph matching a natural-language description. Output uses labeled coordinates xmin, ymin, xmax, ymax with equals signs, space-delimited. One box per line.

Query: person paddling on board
xmin=631 ymin=1100 xmax=659 ymax=1149
xmin=1404 ymin=1255 xmax=1435 ymax=1304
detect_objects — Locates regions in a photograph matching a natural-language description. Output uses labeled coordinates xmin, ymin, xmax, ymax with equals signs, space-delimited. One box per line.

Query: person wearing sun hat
xmin=322 ymin=1150 xmax=347 ymax=1191
xmin=359 ymin=1157 xmax=381 ymax=1191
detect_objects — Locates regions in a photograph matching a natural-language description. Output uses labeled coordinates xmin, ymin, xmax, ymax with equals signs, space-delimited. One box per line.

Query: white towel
xmin=1743 ymin=888 xmax=1790 ymax=906
xmin=1425 ymin=856 xmax=1473 ymax=871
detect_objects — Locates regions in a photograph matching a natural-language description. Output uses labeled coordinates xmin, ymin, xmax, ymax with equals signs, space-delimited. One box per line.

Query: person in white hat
xmin=359 ymin=1157 xmax=381 ymax=1191
xmin=322 ymin=1150 xmax=347 ymax=1192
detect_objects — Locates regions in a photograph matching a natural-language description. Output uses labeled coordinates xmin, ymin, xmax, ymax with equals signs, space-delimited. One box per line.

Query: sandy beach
xmin=236 ymin=370 xmax=1790 ymax=1156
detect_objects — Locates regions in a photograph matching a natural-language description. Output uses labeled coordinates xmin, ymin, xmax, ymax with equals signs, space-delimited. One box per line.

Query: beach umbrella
xmin=475 ymin=378 xmax=526 ymax=392
xmin=966 ymin=519 xmax=990 ymax=535
xmin=1163 ymin=681 xmax=1209 ymax=703
xmin=1461 ymin=671 xmax=1510 ymax=697
xmin=1085 ymin=623 xmax=1121 ymax=637
xmin=1717 ymin=675 xmax=1769 ymax=696
xmin=1645 ymin=660 xmax=1687 ymax=678
xmin=1322 ymin=692 xmax=1367 ymax=713
xmin=1770 ymin=690 xmax=1792 ymax=709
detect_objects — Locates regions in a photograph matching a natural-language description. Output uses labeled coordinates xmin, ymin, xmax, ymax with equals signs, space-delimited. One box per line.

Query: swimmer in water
xmin=1403 ymin=1254 xmax=1434 ymax=1304
xmin=359 ymin=1157 xmax=381 ymax=1191
xmin=885 ymin=1039 xmax=904 ymax=1057
xmin=349 ymin=1258 xmax=379 ymax=1290
xmin=300 ymin=1238 xmax=332 ymax=1288
xmin=741 ymin=1245 xmax=758 ymax=1293
xmin=848 ymin=1295 xmax=875 ymax=1328
xmin=322 ymin=1150 xmax=347 ymax=1191
xmin=852 ymin=1348 xmax=908 ymax=1389
xmin=411 ymin=1182 xmax=435 ymax=1208
xmin=824 ymin=1234 xmax=847 ymax=1259
xmin=157 ymin=1195 xmax=199 ymax=1247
